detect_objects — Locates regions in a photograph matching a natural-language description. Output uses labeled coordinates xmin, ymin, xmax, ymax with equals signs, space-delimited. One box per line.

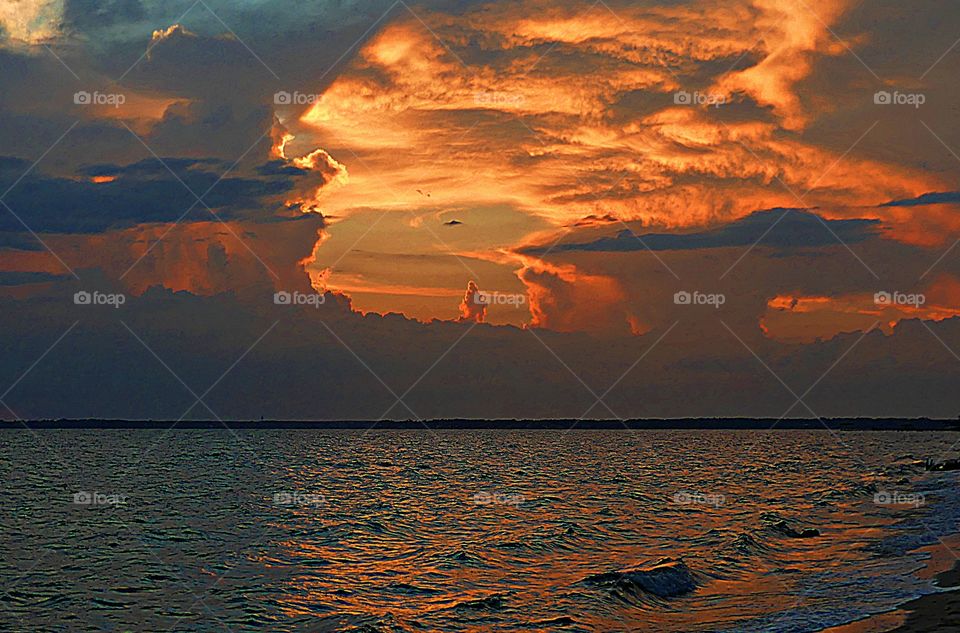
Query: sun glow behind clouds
xmin=0 ymin=0 xmax=63 ymax=44
xmin=287 ymin=0 xmax=952 ymax=326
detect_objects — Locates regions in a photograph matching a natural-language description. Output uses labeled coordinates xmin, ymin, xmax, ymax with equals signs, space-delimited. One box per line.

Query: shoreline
xmin=824 ymin=521 xmax=960 ymax=633
xmin=887 ymin=560 xmax=960 ymax=632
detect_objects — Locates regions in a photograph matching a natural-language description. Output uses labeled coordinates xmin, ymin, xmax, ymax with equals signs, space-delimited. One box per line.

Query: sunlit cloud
xmin=0 ymin=0 xmax=63 ymax=44
xmin=284 ymin=0 xmax=953 ymax=325
xmin=2 ymin=0 xmax=958 ymax=343
xmin=762 ymin=275 xmax=960 ymax=343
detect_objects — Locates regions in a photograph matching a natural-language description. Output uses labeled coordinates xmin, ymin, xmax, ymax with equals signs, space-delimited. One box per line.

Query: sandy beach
xmin=890 ymin=562 xmax=960 ymax=632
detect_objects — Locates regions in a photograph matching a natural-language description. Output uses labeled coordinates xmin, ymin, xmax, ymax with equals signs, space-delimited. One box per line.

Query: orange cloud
xmin=762 ymin=275 xmax=960 ymax=342
xmin=519 ymin=258 xmax=632 ymax=333
xmin=285 ymin=0 xmax=949 ymax=324
xmin=0 ymin=217 xmax=324 ymax=299
xmin=269 ymin=119 xmax=348 ymax=214
xmin=458 ymin=280 xmax=487 ymax=322
xmin=297 ymin=1 xmax=940 ymax=228
xmin=717 ymin=0 xmax=856 ymax=129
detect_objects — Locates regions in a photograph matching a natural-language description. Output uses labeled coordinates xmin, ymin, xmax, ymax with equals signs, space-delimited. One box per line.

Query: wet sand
xmin=889 ymin=562 xmax=960 ymax=632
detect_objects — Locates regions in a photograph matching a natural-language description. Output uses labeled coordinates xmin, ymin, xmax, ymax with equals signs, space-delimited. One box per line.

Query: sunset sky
xmin=2 ymin=0 xmax=960 ymax=419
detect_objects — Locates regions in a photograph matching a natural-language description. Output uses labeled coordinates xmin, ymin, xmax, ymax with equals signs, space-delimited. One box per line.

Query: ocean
xmin=1 ymin=429 xmax=958 ymax=632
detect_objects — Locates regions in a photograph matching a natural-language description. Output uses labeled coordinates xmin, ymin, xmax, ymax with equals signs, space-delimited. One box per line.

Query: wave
xmin=582 ymin=557 xmax=699 ymax=599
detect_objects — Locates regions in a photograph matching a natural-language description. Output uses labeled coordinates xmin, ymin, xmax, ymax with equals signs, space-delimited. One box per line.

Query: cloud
xmin=2 ymin=0 xmax=960 ymax=421
xmin=3 ymin=282 xmax=960 ymax=419
xmin=716 ymin=0 xmax=856 ymax=129
xmin=0 ymin=0 xmax=63 ymax=44
xmin=0 ymin=155 xmax=312 ymax=234
xmin=0 ymin=213 xmax=326 ymax=298
xmin=526 ymin=209 xmax=880 ymax=253
xmin=279 ymin=148 xmax=349 ymax=213
xmin=0 ymin=271 xmax=70 ymax=285
xmin=519 ymin=260 xmax=630 ymax=333
xmin=881 ymin=191 xmax=960 ymax=208
xmin=295 ymin=0 xmax=944 ymax=241
xmin=63 ymin=0 xmax=145 ymax=31
xmin=458 ymin=280 xmax=486 ymax=322
xmin=761 ymin=274 xmax=960 ymax=342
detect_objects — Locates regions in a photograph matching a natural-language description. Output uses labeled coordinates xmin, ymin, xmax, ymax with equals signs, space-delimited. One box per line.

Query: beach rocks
xmin=583 ymin=558 xmax=698 ymax=597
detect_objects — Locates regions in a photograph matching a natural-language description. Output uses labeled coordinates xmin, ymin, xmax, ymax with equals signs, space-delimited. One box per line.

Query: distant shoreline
xmin=2 ymin=418 xmax=959 ymax=430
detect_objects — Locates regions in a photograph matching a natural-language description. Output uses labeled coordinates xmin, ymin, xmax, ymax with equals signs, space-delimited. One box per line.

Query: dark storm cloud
xmin=77 ymin=157 xmax=228 ymax=177
xmin=63 ymin=0 xmax=147 ymax=30
xmin=2 ymin=283 xmax=960 ymax=419
xmin=0 ymin=233 xmax=42 ymax=250
xmin=881 ymin=192 xmax=960 ymax=208
xmin=0 ymin=1 xmax=495 ymax=172
xmin=51 ymin=0 xmax=428 ymax=89
xmin=256 ymin=160 xmax=310 ymax=177
xmin=0 ymin=156 xmax=302 ymax=234
xmin=526 ymin=209 xmax=880 ymax=254
xmin=0 ymin=271 xmax=70 ymax=285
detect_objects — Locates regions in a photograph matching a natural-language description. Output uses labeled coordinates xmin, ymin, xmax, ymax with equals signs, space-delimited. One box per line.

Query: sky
xmin=1 ymin=0 xmax=960 ymax=420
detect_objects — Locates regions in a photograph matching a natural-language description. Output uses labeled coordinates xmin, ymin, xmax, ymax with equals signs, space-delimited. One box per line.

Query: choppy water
xmin=1 ymin=429 xmax=959 ymax=632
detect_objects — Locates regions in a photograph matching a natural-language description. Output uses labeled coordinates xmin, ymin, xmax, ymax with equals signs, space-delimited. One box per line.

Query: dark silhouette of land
xmin=2 ymin=418 xmax=959 ymax=430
